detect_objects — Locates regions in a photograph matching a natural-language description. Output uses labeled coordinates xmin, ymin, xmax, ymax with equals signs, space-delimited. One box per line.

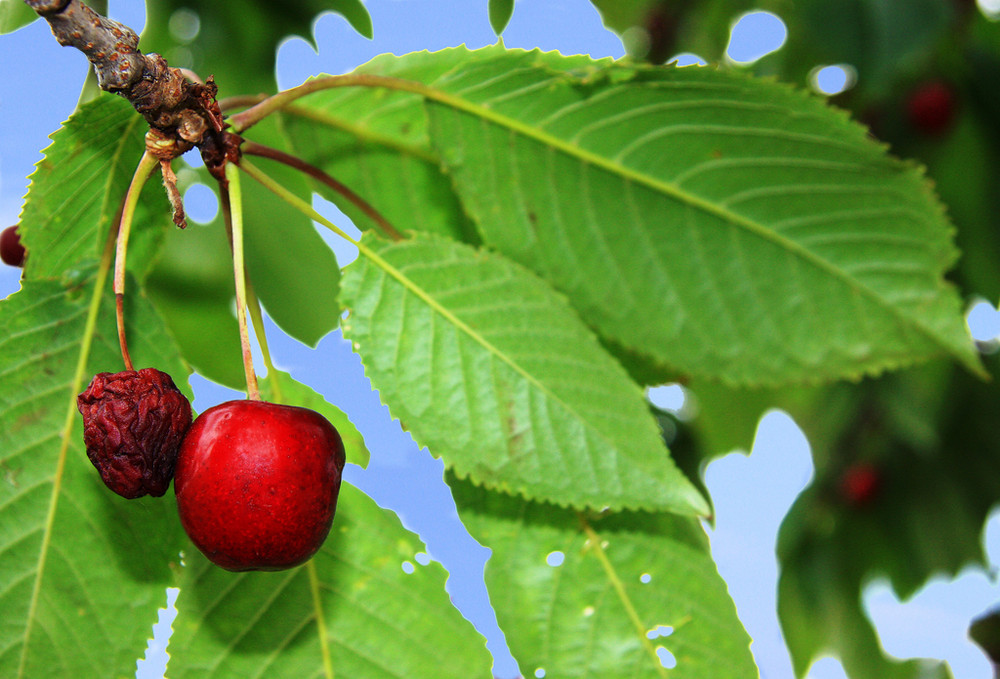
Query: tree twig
xmin=25 ymin=0 xmax=236 ymax=172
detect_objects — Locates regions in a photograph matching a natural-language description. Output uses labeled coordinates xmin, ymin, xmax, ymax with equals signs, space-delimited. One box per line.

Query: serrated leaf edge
xmin=14 ymin=226 xmax=115 ymax=678
xmin=253 ymin=45 xmax=981 ymax=383
xmin=342 ymin=232 xmax=707 ymax=516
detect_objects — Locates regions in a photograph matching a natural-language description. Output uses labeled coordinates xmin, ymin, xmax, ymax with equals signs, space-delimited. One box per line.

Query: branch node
xmin=31 ymin=1 xmax=232 ymax=160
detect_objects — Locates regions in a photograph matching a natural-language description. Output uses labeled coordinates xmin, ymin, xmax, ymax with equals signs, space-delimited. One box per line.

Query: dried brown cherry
xmin=77 ymin=368 xmax=192 ymax=499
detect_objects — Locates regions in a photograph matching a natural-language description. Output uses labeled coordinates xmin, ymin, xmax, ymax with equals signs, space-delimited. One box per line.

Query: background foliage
xmin=1 ymin=1 xmax=998 ymax=678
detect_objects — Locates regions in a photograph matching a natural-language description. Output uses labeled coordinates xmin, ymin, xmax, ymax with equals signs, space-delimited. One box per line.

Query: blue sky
xmin=2 ymin=2 xmax=998 ymax=678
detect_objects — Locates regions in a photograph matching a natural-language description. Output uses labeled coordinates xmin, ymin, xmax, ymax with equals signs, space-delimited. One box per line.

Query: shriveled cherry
xmin=77 ymin=368 xmax=192 ymax=498
xmin=174 ymin=399 xmax=346 ymax=571
xmin=1 ymin=225 xmax=26 ymax=267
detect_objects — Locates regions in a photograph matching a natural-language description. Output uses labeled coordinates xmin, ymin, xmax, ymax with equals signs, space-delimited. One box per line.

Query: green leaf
xmin=141 ymin=0 xmax=372 ymax=96
xmin=970 ymin=608 xmax=1000 ymax=670
xmin=776 ymin=361 xmax=1000 ymax=678
xmin=684 ymin=379 xmax=829 ymax=460
xmin=788 ymin=0 xmax=955 ymax=95
xmin=587 ymin=0 xmax=652 ymax=36
xmin=167 ymin=484 xmax=491 ymax=678
xmin=19 ymin=96 xmax=170 ymax=282
xmin=240 ymin=115 xmax=342 ymax=347
xmin=0 ymin=0 xmax=36 ymax=34
xmin=778 ymin=561 xmax=951 ymax=679
xmin=452 ymin=477 xmax=757 ymax=678
xmin=281 ymin=51 xmax=479 ymax=243
xmin=413 ymin=46 xmax=979 ymax=386
xmin=650 ymin=408 xmax=712 ymax=517
xmin=340 ymin=231 xmax=707 ymax=515
xmin=328 ymin=0 xmax=374 ymax=40
xmin=61 ymin=124 xmax=245 ymax=389
xmin=488 ymin=0 xmax=514 ymax=35
xmin=259 ymin=369 xmax=371 ymax=468
xmin=144 ymin=212 xmax=244 ymax=389
xmin=905 ymin=99 xmax=1000 ymax=304
xmin=588 ymin=0 xmax=763 ymax=63
xmin=0 ymin=274 xmax=188 ymax=678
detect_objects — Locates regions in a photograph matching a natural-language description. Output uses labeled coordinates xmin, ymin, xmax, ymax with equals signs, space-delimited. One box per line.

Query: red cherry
xmin=1 ymin=225 xmax=26 ymax=267
xmin=174 ymin=399 xmax=346 ymax=571
xmin=906 ymin=80 xmax=956 ymax=136
xmin=838 ymin=462 xmax=882 ymax=507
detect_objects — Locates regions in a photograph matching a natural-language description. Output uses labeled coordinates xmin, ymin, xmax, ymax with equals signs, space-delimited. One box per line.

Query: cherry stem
xmin=114 ymin=150 xmax=159 ymax=371
xmin=244 ymin=283 xmax=284 ymax=403
xmin=242 ymin=141 xmax=403 ymax=241
xmin=217 ymin=94 xmax=266 ymax=113
xmin=222 ymin=162 xmax=262 ymax=401
xmin=229 ymin=74 xmax=439 ymax=135
xmin=217 ymin=190 xmax=278 ymax=401
xmin=219 ymin=192 xmax=280 ymax=401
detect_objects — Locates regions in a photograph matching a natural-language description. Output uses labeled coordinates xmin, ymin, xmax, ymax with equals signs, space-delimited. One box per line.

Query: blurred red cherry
xmin=906 ymin=80 xmax=957 ymax=136
xmin=838 ymin=462 xmax=882 ymax=507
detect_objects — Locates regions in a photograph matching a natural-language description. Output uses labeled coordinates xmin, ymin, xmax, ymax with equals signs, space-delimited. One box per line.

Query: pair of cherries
xmin=78 ymin=369 xmax=345 ymax=572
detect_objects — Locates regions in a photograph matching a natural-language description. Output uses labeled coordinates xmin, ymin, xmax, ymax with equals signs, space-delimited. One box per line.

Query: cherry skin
xmin=906 ymin=80 xmax=956 ymax=136
xmin=838 ymin=462 xmax=882 ymax=508
xmin=174 ymin=399 xmax=346 ymax=571
xmin=1 ymin=225 xmax=26 ymax=267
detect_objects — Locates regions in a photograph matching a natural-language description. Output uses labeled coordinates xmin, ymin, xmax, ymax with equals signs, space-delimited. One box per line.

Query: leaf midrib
xmin=17 ymin=272 xmax=112 ymax=678
xmin=240 ymin=160 xmax=699 ymax=512
xmin=414 ymin=70 xmax=970 ymax=366
xmin=358 ymin=242 xmax=642 ymax=491
xmin=283 ymin=103 xmax=438 ymax=164
xmin=265 ymin=64 xmax=969 ymax=368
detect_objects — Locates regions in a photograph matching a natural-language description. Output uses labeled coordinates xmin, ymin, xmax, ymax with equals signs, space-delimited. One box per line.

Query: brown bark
xmin=25 ymin=0 xmax=238 ymax=172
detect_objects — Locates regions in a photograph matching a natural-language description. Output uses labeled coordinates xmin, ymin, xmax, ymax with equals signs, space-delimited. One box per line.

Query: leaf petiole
xmin=237 ymin=159 xmax=361 ymax=247
xmin=242 ymin=141 xmax=403 ymax=241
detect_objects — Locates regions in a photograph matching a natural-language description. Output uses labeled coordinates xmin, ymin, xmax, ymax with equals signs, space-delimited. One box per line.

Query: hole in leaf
xmin=401 ymin=561 xmax=415 ymax=574
xmin=415 ymin=551 xmax=431 ymax=566
xmin=646 ymin=624 xmax=674 ymax=639
xmin=546 ymin=551 xmax=565 ymax=567
xmin=668 ymin=52 xmax=707 ymax=67
xmin=656 ymin=646 xmax=677 ymax=669
xmin=726 ymin=11 xmax=787 ymax=63
xmin=640 ymin=573 xmax=652 ymax=584
xmin=967 ymin=299 xmax=1000 ymax=353
xmin=534 ymin=668 xmax=546 ymax=678
xmin=809 ymin=64 xmax=856 ymax=96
